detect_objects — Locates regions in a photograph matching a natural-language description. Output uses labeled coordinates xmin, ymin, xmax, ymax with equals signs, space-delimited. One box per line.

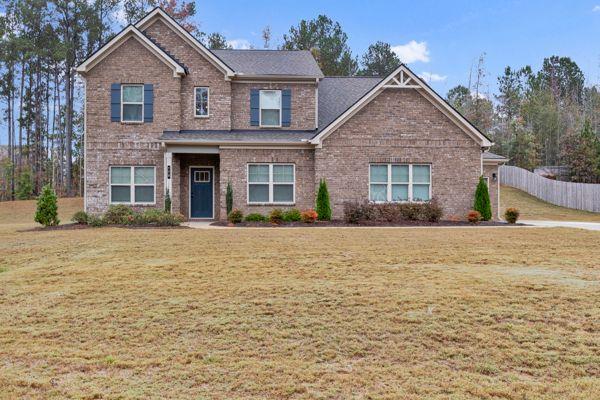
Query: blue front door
xmin=190 ymin=167 xmax=213 ymax=218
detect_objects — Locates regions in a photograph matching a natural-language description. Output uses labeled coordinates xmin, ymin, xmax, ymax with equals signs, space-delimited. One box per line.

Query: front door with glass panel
xmin=190 ymin=168 xmax=213 ymax=218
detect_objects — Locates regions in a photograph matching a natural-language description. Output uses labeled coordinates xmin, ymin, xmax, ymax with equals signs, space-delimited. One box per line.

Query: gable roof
xmin=76 ymin=25 xmax=186 ymax=77
xmin=212 ymin=49 xmax=323 ymax=78
xmin=135 ymin=7 xmax=235 ymax=78
xmin=318 ymin=77 xmax=382 ymax=131
xmin=311 ymin=64 xmax=493 ymax=148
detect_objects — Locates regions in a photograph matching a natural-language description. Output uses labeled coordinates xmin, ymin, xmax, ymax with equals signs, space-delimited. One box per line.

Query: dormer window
xmin=259 ymin=90 xmax=281 ymax=127
xmin=121 ymin=84 xmax=144 ymax=123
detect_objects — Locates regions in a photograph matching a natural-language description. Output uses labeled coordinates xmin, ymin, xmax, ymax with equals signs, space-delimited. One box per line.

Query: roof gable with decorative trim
xmin=310 ymin=64 xmax=493 ymax=148
xmin=76 ymin=25 xmax=186 ymax=78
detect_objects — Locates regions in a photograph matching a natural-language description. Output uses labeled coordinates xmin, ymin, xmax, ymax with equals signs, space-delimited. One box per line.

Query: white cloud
xmin=391 ymin=40 xmax=430 ymax=64
xmin=227 ymin=39 xmax=252 ymax=49
xmin=419 ymin=72 xmax=447 ymax=83
xmin=593 ymin=5 xmax=600 ymax=12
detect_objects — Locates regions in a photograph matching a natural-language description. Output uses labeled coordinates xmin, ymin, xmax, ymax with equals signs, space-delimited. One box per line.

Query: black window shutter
xmin=110 ymin=83 xmax=120 ymax=122
xmin=144 ymin=84 xmax=154 ymax=123
xmin=282 ymin=89 xmax=291 ymax=127
xmin=250 ymin=89 xmax=259 ymax=126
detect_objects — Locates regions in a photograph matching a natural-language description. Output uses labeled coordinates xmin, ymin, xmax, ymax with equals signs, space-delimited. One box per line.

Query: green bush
xmin=504 ymin=207 xmax=520 ymax=224
xmin=245 ymin=213 xmax=267 ymax=222
xmin=71 ymin=211 xmax=89 ymax=224
xmin=315 ymin=179 xmax=332 ymax=220
xmin=474 ymin=176 xmax=492 ymax=221
xmin=269 ymin=208 xmax=283 ymax=224
xmin=34 ymin=184 xmax=59 ymax=227
xmin=16 ymin=168 xmax=34 ymax=200
xmin=164 ymin=189 xmax=171 ymax=213
xmin=103 ymin=204 xmax=134 ymax=224
xmin=228 ymin=208 xmax=243 ymax=224
xmin=88 ymin=215 xmax=105 ymax=227
xmin=226 ymin=182 xmax=233 ymax=216
xmin=156 ymin=212 xmax=185 ymax=226
xmin=282 ymin=208 xmax=301 ymax=222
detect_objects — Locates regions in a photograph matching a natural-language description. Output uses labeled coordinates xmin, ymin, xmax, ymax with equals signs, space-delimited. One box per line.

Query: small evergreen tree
xmin=226 ymin=182 xmax=233 ymax=215
xmin=34 ymin=184 xmax=60 ymax=227
xmin=315 ymin=179 xmax=332 ymax=220
xmin=473 ymin=176 xmax=492 ymax=221
xmin=164 ymin=189 xmax=171 ymax=213
xmin=16 ymin=169 xmax=34 ymax=200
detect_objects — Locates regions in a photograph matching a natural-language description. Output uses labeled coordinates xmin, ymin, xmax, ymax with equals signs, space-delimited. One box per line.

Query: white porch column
xmin=164 ymin=151 xmax=173 ymax=198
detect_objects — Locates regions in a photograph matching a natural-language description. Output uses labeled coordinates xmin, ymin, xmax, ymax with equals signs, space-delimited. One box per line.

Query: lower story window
xmin=248 ymin=163 xmax=295 ymax=204
xmin=110 ymin=166 xmax=155 ymax=204
xmin=369 ymin=164 xmax=431 ymax=202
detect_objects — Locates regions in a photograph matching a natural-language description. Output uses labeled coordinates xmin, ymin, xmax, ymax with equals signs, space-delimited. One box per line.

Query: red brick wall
xmin=84 ymin=36 xmax=181 ymax=214
xmin=219 ymin=148 xmax=315 ymax=219
xmin=315 ymin=89 xmax=483 ymax=219
xmin=483 ymin=164 xmax=500 ymax=220
xmin=144 ymin=19 xmax=232 ymax=131
xmin=231 ymin=82 xmax=317 ymax=130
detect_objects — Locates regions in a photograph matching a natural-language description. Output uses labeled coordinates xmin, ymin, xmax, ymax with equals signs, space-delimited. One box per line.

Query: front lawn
xmin=0 ymin=199 xmax=599 ymax=399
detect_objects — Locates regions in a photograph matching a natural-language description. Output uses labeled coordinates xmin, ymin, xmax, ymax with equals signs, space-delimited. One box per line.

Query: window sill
xmin=194 ymin=115 xmax=210 ymax=119
xmin=248 ymin=203 xmax=295 ymax=206
xmin=110 ymin=202 xmax=156 ymax=206
xmin=120 ymin=121 xmax=144 ymax=125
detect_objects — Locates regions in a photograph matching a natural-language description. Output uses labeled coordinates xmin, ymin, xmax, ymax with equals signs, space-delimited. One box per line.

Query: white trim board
xmin=310 ymin=64 xmax=493 ymax=149
xmin=76 ymin=25 xmax=185 ymax=78
xmin=136 ymin=8 xmax=235 ymax=79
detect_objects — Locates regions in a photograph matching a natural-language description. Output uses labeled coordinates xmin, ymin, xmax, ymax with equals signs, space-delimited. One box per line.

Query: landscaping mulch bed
xmin=211 ymin=220 xmax=519 ymax=228
xmin=21 ymin=223 xmax=190 ymax=232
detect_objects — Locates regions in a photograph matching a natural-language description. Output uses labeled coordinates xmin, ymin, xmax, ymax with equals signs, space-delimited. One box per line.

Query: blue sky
xmin=1 ymin=0 xmax=600 ymax=145
xmin=196 ymin=0 xmax=600 ymax=94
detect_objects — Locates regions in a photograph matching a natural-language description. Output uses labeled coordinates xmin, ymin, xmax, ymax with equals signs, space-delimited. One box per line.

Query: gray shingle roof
xmin=161 ymin=129 xmax=316 ymax=143
xmin=317 ymin=77 xmax=383 ymax=131
xmin=211 ymin=49 xmax=323 ymax=77
xmin=483 ymin=152 xmax=508 ymax=160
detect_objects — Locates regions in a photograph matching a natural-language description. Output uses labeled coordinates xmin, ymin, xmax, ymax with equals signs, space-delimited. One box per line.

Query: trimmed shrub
xmin=228 ymin=208 xmax=243 ymax=224
xmin=88 ymin=215 xmax=105 ymax=227
xmin=72 ymin=211 xmax=89 ymax=225
xmin=474 ymin=176 xmax=492 ymax=221
xmin=245 ymin=213 xmax=267 ymax=222
xmin=164 ymin=189 xmax=171 ymax=213
xmin=269 ymin=208 xmax=283 ymax=224
xmin=301 ymin=209 xmax=318 ymax=223
xmin=282 ymin=208 xmax=301 ymax=222
xmin=504 ymin=207 xmax=520 ymax=224
xmin=34 ymin=184 xmax=60 ymax=227
xmin=467 ymin=210 xmax=481 ymax=224
xmin=156 ymin=212 xmax=185 ymax=226
xmin=343 ymin=201 xmax=377 ymax=223
xmin=315 ymin=179 xmax=332 ymax=220
xmin=420 ymin=198 xmax=444 ymax=223
xmin=226 ymin=182 xmax=233 ymax=216
xmin=103 ymin=204 xmax=134 ymax=224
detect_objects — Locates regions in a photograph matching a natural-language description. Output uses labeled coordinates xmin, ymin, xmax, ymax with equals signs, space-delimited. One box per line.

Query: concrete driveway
xmin=520 ymin=220 xmax=600 ymax=231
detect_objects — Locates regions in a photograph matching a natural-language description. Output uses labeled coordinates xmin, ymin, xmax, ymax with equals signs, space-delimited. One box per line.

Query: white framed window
xmin=110 ymin=166 xmax=155 ymax=204
xmin=194 ymin=87 xmax=209 ymax=117
xmin=194 ymin=170 xmax=210 ymax=183
xmin=121 ymin=84 xmax=144 ymax=123
xmin=247 ymin=163 xmax=294 ymax=204
xmin=369 ymin=164 xmax=431 ymax=202
xmin=259 ymin=90 xmax=282 ymax=127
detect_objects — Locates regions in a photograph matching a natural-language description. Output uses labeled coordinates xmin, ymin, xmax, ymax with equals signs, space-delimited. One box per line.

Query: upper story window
xmin=195 ymin=87 xmax=209 ymax=117
xmin=259 ymin=90 xmax=281 ymax=127
xmin=369 ymin=164 xmax=431 ymax=202
xmin=121 ymin=84 xmax=144 ymax=123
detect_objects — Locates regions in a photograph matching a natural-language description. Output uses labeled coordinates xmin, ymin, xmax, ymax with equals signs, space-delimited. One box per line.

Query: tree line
xmin=1 ymin=1 xmax=599 ymax=201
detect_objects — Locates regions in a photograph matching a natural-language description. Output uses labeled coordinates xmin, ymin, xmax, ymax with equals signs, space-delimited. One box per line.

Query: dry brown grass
xmin=0 ymin=199 xmax=599 ymax=399
xmin=501 ymin=185 xmax=600 ymax=222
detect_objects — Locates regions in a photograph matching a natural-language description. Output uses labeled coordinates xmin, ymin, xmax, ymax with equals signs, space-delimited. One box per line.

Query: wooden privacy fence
xmin=500 ymin=165 xmax=600 ymax=212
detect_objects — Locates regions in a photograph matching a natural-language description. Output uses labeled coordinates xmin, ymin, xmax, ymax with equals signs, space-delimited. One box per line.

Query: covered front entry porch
xmin=164 ymin=146 xmax=220 ymax=220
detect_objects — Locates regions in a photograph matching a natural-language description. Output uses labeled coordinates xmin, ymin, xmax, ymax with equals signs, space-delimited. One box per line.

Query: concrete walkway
xmin=519 ymin=220 xmax=600 ymax=231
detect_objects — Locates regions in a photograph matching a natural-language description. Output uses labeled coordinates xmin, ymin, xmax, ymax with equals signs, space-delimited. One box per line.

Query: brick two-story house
xmin=76 ymin=7 xmax=507 ymax=221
